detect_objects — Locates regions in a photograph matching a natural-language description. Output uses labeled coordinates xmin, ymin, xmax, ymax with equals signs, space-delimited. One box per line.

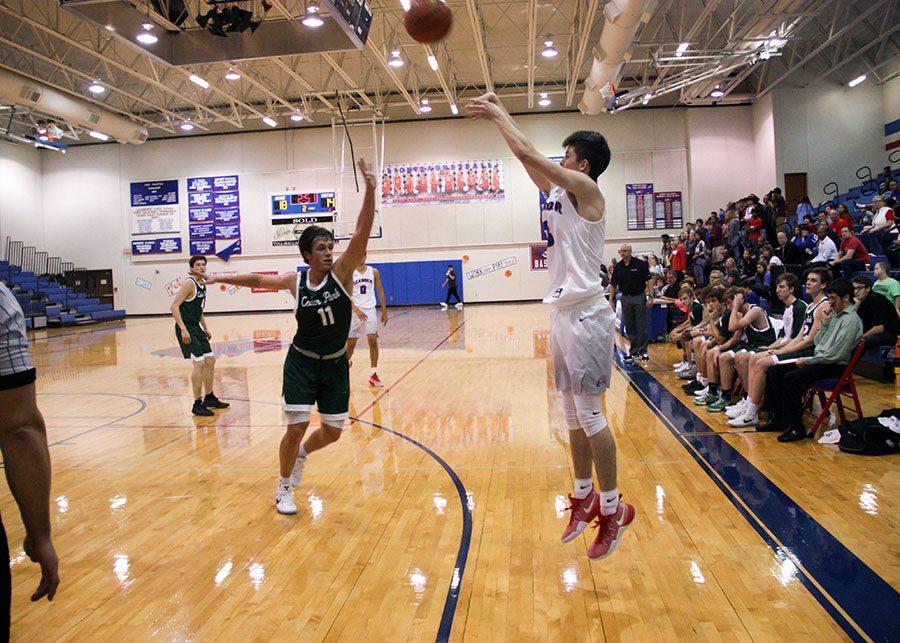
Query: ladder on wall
xmin=331 ymin=109 xmax=384 ymax=240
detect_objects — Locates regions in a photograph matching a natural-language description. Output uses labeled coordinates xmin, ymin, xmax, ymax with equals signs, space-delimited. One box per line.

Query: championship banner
xmin=188 ymin=174 xmax=241 ymax=257
xmin=270 ymin=192 xmax=336 ymax=247
xmin=381 ymin=159 xmax=505 ymax=207
xmin=654 ymin=191 xmax=683 ymax=229
xmin=130 ymin=180 xmax=179 ymax=235
xmin=626 ymin=183 xmax=654 ymax=231
xmin=131 ymin=237 xmax=182 ymax=255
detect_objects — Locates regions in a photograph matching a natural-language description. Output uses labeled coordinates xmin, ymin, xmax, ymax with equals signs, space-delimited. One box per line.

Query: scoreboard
xmin=270 ymin=192 xmax=337 ymax=247
xmin=321 ymin=0 xmax=372 ymax=47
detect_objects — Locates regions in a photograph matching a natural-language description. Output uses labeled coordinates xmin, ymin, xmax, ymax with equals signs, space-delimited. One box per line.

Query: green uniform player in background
xmin=170 ymin=255 xmax=230 ymax=417
xmin=203 ymin=159 xmax=378 ymax=515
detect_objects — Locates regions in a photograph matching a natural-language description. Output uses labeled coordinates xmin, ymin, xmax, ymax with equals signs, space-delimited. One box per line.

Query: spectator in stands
xmin=766 ymin=279 xmax=863 ymax=443
xmin=886 ymin=236 xmax=900 ymax=270
xmin=723 ymin=257 xmax=740 ymax=286
xmin=747 ymin=207 xmax=764 ymax=244
xmin=690 ymin=230 xmax=708 ymax=285
xmin=725 ymin=210 xmax=741 ymax=259
xmin=884 ymin=180 xmax=899 ymax=202
xmin=851 ymin=275 xmax=900 ymax=349
xmin=708 ymin=214 xmax=724 ymax=249
xmin=802 ymin=213 xmax=816 ymax=231
xmin=872 ymin=261 xmax=900 ymax=314
xmin=743 ymin=261 xmax=770 ymax=300
xmin=796 ymin=196 xmax=815 ymax=224
xmin=670 ymin=235 xmax=687 ymax=279
xmin=771 ymin=187 xmax=787 ymax=227
xmin=809 ymin=223 xmax=837 ymax=266
xmin=774 ymin=230 xmax=803 ymax=265
xmin=792 ymin=224 xmax=817 ymax=261
xmin=879 ymin=165 xmax=893 ymax=192
xmin=831 ymin=226 xmax=870 ymax=280
xmin=860 ymin=195 xmax=896 ymax=254
xmin=648 ymin=254 xmax=664 ymax=277
xmin=660 ymin=234 xmax=673 ymax=267
xmin=836 ymin=203 xmax=855 ymax=227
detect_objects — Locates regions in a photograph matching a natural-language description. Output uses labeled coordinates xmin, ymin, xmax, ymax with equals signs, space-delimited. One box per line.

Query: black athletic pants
xmin=445 ymin=286 xmax=461 ymax=304
xmin=764 ymin=362 xmax=846 ymax=431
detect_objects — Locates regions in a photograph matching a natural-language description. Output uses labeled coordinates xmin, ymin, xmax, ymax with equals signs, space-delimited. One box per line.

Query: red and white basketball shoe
xmin=368 ymin=372 xmax=384 ymax=388
xmin=587 ymin=498 xmax=636 ymax=560
xmin=560 ymin=491 xmax=600 ymax=543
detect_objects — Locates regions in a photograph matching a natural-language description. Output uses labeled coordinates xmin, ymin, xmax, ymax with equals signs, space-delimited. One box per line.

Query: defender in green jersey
xmin=170 ymin=255 xmax=230 ymax=417
xmin=203 ymin=159 xmax=378 ymax=515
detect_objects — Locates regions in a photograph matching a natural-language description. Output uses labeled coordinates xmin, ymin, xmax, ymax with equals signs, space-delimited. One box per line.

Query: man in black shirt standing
xmin=610 ymin=245 xmax=653 ymax=363
xmin=851 ymin=275 xmax=899 ymax=348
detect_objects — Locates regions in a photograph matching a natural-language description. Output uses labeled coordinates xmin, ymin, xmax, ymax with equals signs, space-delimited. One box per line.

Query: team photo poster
xmin=381 ymin=159 xmax=505 ymax=207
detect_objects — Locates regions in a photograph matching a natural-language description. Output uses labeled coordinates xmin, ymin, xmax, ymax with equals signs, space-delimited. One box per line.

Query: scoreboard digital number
xmin=271 ymin=192 xmax=337 ymax=248
xmin=271 ymin=192 xmax=336 ymax=217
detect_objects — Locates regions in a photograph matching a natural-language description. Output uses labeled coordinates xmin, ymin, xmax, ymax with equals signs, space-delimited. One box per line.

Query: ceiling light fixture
xmin=135 ymin=29 xmax=158 ymax=45
xmin=388 ymin=50 xmax=405 ymax=67
xmin=675 ymin=42 xmax=689 ymax=57
xmin=450 ymin=103 xmax=459 ymax=115
xmin=180 ymin=121 xmax=194 ymax=131
xmin=290 ymin=113 xmax=304 ymax=122
xmin=88 ymin=81 xmax=105 ymax=94
xmin=710 ymin=85 xmax=725 ymax=98
xmin=263 ymin=116 xmax=278 ymax=127
xmin=541 ymin=38 xmax=558 ymax=58
xmin=538 ymin=92 xmax=551 ymax=107
xmin=427 ymin=54 xmax=439 ymax=71
xmin=302 ymin=3 xmax=325 ymax=28
xmin=225 ymin=68 xmax=241 ymax=81
xmin=759 ymin=49 xmax=772 ymax=60
xmin=419 ymin=98 xmax=432 ymax=113
xmin=189 ymin=74 xmax=210 ymax=89
xmin=642 ymin=94 xmax=651 ymax=105
xmin=89 ymin=131 xmax=110 ymax=141
xmin=848 ymin=74 xmax=867 ymax=88
xmin=400 ymin=0 xmax=411 ymax=10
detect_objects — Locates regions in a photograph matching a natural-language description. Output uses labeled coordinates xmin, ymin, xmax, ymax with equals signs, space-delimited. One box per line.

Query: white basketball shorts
xmin=348 ymin=307 xmax=378 ymax=339
xmin=551 ymin=297 xmax=616 ymax=395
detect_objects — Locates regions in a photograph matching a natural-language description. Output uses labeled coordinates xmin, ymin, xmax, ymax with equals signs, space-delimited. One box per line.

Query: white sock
xmin=744 ymin=401 xmax=758 ymax=416
xmin=299 ymin=443 xmax=308 ymax=459
xmin=574 ymin=478 xmax=593 ymax=500
xmin=600 ymin=488 xmax=619 ymax=516
xmin=278 ymin=476 xmax=291 ymax=488
xmin=370 ymin=367 xmax=378 ymax=376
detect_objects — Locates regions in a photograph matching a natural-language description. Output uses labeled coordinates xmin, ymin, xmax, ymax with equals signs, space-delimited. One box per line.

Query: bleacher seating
xmin=0 ymin=259 xmax=124 ymax=327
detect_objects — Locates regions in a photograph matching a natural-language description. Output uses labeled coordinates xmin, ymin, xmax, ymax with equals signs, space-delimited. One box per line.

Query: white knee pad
xmin=573 ymin=394 xmax=608 ymax=437
xmin=320 ymin=412 xmax=349 ymax=430
xmin=561 ymin=392 xmax=580 ymax=430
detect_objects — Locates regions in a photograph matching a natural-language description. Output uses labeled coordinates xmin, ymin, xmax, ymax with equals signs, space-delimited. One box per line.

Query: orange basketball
xmin=404 ymin=0 xmax=453 ymax=44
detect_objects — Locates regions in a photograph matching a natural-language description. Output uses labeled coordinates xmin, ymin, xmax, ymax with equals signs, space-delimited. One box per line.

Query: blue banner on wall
xmin=190 ymin=239 xmax=215 ymax=255
xmin=130 ymin=180 xmax=178 ymax=207
xmin=132 ymin=237 xmax=182 ymax=255
xmin=189 ymin=174 xmax=241 ymax=257
xmin=189 ymin=222 xmax=215 ymax=240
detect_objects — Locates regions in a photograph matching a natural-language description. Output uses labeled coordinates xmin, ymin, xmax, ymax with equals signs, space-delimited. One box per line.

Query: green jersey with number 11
xmin=292 ymin=270 xmax=352 ymax=355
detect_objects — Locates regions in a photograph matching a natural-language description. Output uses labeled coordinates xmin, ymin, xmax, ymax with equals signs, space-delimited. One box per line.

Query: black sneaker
xmin=203 ymin=393 xmax=230 ymax=409
xmin=640 ymin=352 xmax=650 ymax=363
xmin=192 ymin=400 xmax=214 ymax=417
xmin=682 ymin=381 xmax=704 ymax=394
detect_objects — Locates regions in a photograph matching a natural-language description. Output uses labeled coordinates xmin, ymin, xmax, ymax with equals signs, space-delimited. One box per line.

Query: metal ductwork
xmin=0 ymin=67 xmax=148 ymax=144
xmin=579 ymin=0 xmax=656 ymax=115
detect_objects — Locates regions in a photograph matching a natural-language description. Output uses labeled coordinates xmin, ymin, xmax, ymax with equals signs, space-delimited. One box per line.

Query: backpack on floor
xmin=838 ymin=409 xmax=900 ymax=455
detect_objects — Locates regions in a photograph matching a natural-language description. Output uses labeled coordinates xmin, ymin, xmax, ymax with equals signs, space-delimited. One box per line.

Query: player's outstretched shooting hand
xmin=358 ymin=159 xmax=375 ymax=189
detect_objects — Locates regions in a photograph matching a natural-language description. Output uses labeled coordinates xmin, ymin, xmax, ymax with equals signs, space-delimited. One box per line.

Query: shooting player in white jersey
xmin=346 ymin=256 xmax=388 ymax=387
xmin=468 ymin=93 xmax=635 ymax=561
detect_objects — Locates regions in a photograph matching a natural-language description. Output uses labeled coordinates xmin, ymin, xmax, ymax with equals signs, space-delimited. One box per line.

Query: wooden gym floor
xmin=5 ymin=303 xmax=898 ymax=641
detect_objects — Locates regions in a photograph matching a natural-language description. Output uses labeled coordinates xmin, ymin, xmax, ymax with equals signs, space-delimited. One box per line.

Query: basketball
xmin=404 ymin=0 xmax=453 ymax=44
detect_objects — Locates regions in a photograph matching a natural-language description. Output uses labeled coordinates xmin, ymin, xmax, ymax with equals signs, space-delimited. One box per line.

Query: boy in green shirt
xmin=872 ymin=261 xmax=900 ymax=315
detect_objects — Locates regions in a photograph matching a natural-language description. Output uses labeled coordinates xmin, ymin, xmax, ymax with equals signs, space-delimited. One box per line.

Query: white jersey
xmin=352 ymin=266 xmax=377 ymax=309
xmin=540 ymin=186 xmax=607 ymax=308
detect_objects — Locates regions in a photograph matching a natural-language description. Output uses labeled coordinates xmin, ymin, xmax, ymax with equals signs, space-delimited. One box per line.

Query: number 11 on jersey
xmin=317 ymin=306 xmax=335 ymax=326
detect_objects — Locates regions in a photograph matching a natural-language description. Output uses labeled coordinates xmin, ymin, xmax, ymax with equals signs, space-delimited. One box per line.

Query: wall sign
xmin=466 ymin=256 xmax=517 ymax=280
xmin=654 ymin=191 xmax=683 ymax=229
xmin=530 ymin=244 xmax=548 ymax=270
xmin=270 ymin=192 xmax=336 ymax=247
xmin=189 ymin=174 xmax=241 ymax=257
xmin=626 ymin=183 xmax=655 ymax=231
xmin=131 ymin=237 xmax=182 ymax=255
xmin=381 ymin=159 xmax=505 ymax=207
xmin=131 ymin=180 xmax=179 ymax=235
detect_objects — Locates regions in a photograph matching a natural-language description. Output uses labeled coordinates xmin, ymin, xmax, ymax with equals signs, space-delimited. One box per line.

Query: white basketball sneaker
xmin=290 ymin=455 xmax=306 ymax=488
xmin=440 ymin=302 xmax=448 ymax=309
xmin=725 ymin=399 xmax=748 ymax=419
xmin=455 ymin=302 xmax=463 ymax=309
xmin=275 ymin=483 xmax=297 ymax=514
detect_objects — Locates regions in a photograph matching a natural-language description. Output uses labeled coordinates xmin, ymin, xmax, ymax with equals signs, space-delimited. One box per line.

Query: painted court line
xmin=614 ymin=357 xmax=897 ymax=642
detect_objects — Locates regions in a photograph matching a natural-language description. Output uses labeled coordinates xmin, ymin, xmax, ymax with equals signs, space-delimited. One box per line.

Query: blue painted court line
xmin=614 ymin=356 xmax=899 ymax=642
